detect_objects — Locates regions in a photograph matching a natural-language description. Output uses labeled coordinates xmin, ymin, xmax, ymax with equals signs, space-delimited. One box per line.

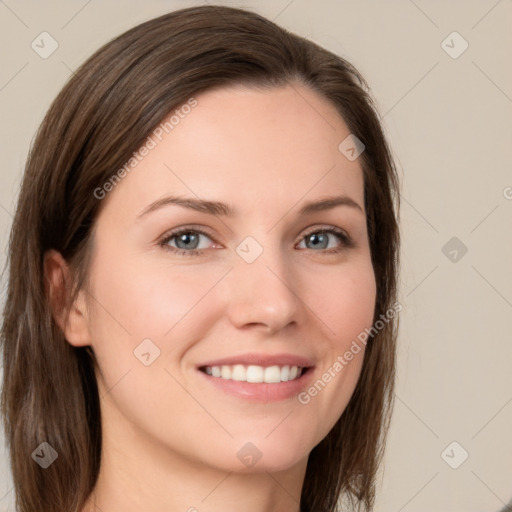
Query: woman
xmin=1 ymin=5 xmax=400 ymax=512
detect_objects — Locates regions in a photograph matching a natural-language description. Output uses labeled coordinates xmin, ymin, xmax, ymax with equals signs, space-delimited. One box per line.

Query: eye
xmin=297 ymin=227 xmax=354 ymax=253
xmin=160 ymin=227 xmax=216 ymax=256
xmin=159 ymin=225 xmax=354 ymax=257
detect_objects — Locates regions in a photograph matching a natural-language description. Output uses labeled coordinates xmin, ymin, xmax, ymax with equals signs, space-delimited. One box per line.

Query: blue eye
xmin=298 ymin=228 xmax=353 ymax=251
xmin=160 ymin=226 xmax=354 ymax=257
xmin=161 ymin=228 xmax=214 ymax=256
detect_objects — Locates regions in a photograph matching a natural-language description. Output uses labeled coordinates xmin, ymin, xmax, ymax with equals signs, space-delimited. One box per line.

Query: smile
xmin=200 ymin=364 xmax=306 ymax=383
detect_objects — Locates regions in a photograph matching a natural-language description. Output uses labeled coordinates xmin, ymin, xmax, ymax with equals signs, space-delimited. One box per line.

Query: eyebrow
xmin=136 ymin=194 xmax=364 ymax=220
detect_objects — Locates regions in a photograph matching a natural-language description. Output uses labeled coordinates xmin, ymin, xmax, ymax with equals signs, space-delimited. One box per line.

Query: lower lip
xmin=198 ymin=368 xmax=315 ymax=402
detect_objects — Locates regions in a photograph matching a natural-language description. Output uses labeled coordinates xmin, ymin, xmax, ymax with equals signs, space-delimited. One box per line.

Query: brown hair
xmin=1 ymin=5 xmax=400 ymax=512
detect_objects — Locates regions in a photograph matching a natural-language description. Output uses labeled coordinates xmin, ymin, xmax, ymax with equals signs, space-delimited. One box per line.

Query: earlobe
xmin=43 ymin=249 xmax=91 ymax=347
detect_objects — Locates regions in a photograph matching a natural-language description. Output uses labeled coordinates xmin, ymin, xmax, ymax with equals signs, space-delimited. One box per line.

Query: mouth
xmin=196 ymin=353 xmax=315 ymax=402
xmin=199 ymin=364 xmax=310 ymax=383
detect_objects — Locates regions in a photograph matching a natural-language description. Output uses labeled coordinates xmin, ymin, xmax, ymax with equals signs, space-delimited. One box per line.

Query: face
xmin=80 ymin=83 xmax=376 ymax=474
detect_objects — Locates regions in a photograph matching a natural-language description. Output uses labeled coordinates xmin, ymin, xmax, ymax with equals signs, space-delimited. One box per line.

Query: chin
xmin=206 ymin=430 xmax=317 ymax=474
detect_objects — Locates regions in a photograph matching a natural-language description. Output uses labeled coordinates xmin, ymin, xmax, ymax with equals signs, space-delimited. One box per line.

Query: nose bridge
xmin=226 ymin=236 xmax=300 ymax=331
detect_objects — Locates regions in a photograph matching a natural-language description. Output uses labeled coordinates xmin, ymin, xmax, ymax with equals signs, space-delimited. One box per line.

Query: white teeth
xmin=264 ymin=365 xmax=281 ymax=383
xmin=231 ymin=364 xmax=246 ymax=381
xmin=221 ymin=365 xmax=231 ymax=379
xmin=246 ymin=365 xmax=264 ymax=383
xmin=203 ymin=364 xmax=303 ymax=383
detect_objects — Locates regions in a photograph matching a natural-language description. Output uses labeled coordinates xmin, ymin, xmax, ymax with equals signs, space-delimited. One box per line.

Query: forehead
xmin=101 ymin=83 xmax=365 ymax=220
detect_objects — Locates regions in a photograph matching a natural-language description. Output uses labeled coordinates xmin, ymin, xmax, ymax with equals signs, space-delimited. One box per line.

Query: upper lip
xmin=198 ymin=353 xmax=315 ymax=369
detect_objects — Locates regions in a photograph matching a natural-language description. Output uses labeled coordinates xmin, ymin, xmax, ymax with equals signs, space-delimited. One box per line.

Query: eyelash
xmin=159 ymin=225 xmax=355 ymax=257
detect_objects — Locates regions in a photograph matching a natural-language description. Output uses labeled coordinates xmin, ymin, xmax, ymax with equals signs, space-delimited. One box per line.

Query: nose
xmin=225 ymin=246 xmax=300 ymax=334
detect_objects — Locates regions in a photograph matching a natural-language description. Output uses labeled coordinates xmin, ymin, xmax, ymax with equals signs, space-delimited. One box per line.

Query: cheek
xmin=309 ymin=259 xmax=377 ymax=346
xmin=84 ymin=253 xmax=218 ymax=430
xmin=89 ymin=252 xmax=214 ymax=340
xmin=328 ymin=263 xmax=376 ymax=382
xmin=297 ymin=259 xmax=376 ymax=432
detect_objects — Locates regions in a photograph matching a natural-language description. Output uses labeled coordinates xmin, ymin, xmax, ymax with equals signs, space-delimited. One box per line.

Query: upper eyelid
xmin=160 ymin=224 xmax=351 ymax=248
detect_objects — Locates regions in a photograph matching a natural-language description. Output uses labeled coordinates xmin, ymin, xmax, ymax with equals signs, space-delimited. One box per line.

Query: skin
xmin=46 ymin=82 xmax=376 ymax=512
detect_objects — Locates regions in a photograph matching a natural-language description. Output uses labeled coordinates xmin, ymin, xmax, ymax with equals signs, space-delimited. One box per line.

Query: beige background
xmin=1 ymin=1 xmax=511 ymax=511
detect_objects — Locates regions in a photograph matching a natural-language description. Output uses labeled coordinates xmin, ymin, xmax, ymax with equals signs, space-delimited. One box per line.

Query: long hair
xmin=1 ymin=5 xmax=400 ymax=512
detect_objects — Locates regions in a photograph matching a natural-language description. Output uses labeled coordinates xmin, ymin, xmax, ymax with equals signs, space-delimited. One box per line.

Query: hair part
xmin=1 ymin=5 xmax=400 ymax=512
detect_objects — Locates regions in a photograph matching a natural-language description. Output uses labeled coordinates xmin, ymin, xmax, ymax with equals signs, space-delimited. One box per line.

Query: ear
xmin=43 ymin=249 xmax=91 ymax=347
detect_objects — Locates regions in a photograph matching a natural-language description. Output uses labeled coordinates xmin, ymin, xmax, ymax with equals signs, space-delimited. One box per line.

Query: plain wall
xmin=1 ymin=1 xmax=511 ymax=511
